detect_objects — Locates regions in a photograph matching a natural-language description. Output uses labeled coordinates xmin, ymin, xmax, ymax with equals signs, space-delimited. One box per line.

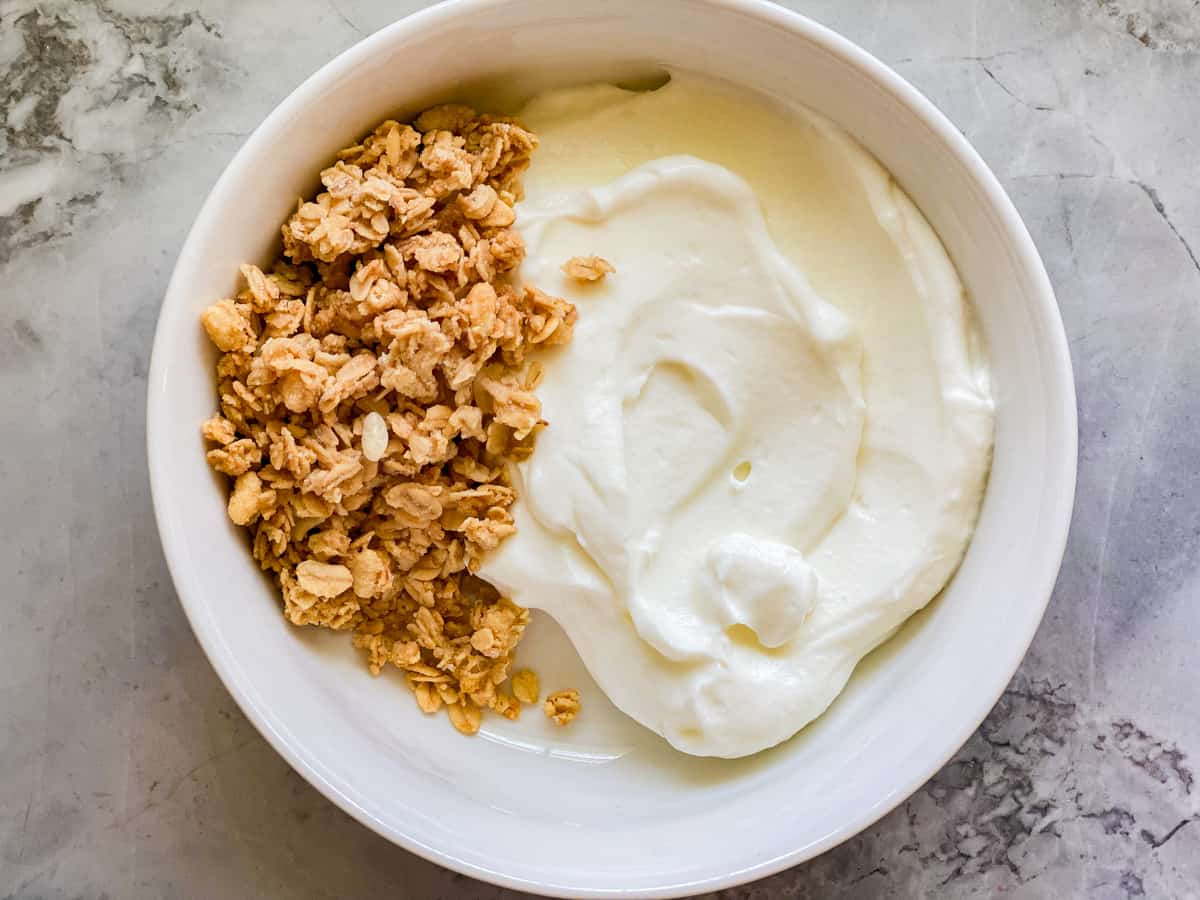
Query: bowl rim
xmin=146 ymin=0 xmax=1078 ymax=895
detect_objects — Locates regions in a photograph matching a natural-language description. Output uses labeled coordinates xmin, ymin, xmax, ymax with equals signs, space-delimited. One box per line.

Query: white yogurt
xmin=480 ymin=73 xmax=994 ymax=758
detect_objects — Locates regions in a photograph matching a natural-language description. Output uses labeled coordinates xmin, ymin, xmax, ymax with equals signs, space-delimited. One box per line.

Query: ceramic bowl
xmin=147 ymin=1 xmax=1077 ymax=896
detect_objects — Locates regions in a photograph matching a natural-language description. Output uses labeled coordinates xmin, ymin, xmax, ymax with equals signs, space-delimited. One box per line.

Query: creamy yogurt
xmin=480 ymin=73 xmax=994 ymax=758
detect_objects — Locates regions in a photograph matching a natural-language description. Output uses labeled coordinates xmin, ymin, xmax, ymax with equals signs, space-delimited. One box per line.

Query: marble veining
xmin=0 ymin=0 xmax=234 ymax=266
xmin=2 ymin=1 xmax=1200 ymax=897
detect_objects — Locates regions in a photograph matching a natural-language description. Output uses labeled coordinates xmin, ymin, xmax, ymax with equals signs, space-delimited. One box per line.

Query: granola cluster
xmin=543 ymin=689 xmax=582 ymax=726
xmin=200 ymin=105 xmax=578 ymax=734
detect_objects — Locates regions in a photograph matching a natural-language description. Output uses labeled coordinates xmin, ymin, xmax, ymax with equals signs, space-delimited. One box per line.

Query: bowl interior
xmin=147 ymin=1 xmax=1076 ymax=896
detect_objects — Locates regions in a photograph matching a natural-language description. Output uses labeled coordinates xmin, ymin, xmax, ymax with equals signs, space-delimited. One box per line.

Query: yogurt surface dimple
xmin=479 ymin=72 xmax=995 ymax=758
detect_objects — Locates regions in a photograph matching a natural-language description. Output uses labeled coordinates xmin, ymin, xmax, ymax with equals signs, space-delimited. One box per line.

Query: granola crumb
xmin=562 ymin=255 xmax=615 ymax=282
xmin=511 ymin=669 xmax=540 ymax=705
xmin=200 ymin=104 xmax=574 ymax=735
xmin=543 ymin=688 xmax=581 ymax=726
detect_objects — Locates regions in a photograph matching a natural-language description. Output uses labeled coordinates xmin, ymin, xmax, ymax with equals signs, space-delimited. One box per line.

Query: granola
xmin=511 ymin=669 xmax=540 ymax=705
xmin=543 ymin=689 xmax=581 ymax=726
xmin=200 ymin=105 xmax=579 ymax=733
xmin=562 ymin=255 xmax=615 ymax=282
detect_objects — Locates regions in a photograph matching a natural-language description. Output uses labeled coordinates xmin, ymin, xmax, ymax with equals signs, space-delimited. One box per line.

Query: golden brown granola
xmin=200 ymin=105 xmax=579 ymax=733
xmin=543 ymin=689 xmax=581 ymax=726
xmin=511 ymin=669 xmax=540 ymax=706
xmin=562 ymin=255 xmax=615 ymax=282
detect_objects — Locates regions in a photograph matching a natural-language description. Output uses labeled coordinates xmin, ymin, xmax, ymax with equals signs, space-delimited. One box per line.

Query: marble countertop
xmin=2 ymin=0 xmax=1198 ymax=897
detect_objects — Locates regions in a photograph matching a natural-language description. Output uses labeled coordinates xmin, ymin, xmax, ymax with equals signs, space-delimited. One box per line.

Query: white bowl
xmin=146 ymin=1 xmax=1077 ymax=896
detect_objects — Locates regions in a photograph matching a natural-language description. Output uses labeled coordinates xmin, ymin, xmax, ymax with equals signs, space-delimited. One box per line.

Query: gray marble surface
xmin=2 ymin=0 xmax=1199 ymax=897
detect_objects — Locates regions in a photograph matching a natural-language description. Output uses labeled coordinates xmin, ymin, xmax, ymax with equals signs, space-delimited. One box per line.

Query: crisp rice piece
xmin=562 ymin=255 xmax=615 ymax=282
xmin=199 ymin=104 xmax=575 ymax=735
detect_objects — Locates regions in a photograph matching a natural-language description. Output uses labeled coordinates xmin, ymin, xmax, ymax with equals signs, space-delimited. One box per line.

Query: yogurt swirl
xmin=480 ymin=73 xmax=994 ymax=758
